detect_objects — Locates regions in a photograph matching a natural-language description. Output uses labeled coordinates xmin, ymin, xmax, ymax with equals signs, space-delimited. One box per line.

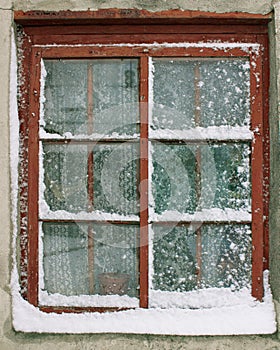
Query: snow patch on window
xmin=150 ymin=126 xmax=253 ymax=141
xmin=150 ymin=208 xmax=251 ymax=222
xmin=39 ymin=290 xmax=139 ymax=308
xmin=12 ymin=271 xmax=276 ymax=334
xmin=39 ymin=203 xmax=140 ymax=222
xmin=40 ymin=128 xmax=139 ymax=140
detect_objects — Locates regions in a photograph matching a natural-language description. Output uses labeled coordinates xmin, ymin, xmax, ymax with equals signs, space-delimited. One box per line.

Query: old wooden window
xmin=15 ymin=10 xmax=270 ymax=313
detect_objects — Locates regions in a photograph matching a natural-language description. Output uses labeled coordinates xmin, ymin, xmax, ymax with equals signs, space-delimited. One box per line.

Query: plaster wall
xmin=0 ymin=0 xmax=280 ymax=348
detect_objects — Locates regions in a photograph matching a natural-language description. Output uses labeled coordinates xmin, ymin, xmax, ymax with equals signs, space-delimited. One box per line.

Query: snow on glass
xmin=149 ymin=57 xmax=252 ymax=298
xmin=38 ymin=53 xmax=252 ymax=307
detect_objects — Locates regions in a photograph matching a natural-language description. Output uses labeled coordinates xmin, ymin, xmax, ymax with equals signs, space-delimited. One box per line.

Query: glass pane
xmin=152 ymin=225 xmax=197 ymax=292
xmin=151 ymin=224 xmax=251 ymax=293
xmin=43 ymin=144 xmax=88 ymax=212
xmin=152 ymin=59 xmax=196 ymax=130
xmin=199 ymin=59 xmax=250 ymax=127
xmin=42 ymin=223 xmax=139 ymax=297
xmin=43 ymin=59 xmax=139 ymax=136
xmin=94 ymin=142 xmax=140 ymax=215
xmin=151 ymin=142 xmax=250 ymax=215
xmin=42 ymin=222 xmax=89 ymax=295
xmin=151 ymin=143 xmax=197 ymax=215
xmin=201 ymin=225 xmax=252 ymax=289
xmin=93 ymin=224 xmax=139 ymax=297
xmin=201 ymin=143 xmax=251 ymax=210
xmin=151 ymin=58 xmax=250 ymax=130
xmin=43 ymin=60 xmax=88 ymax=135
xmin=92 ymin=59 xmax=139 ymax=136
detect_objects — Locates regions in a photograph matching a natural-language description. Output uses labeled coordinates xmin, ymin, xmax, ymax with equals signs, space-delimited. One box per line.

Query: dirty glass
xmin=152 ymin=224 xmax=251 ymax=293
xmin=43 ymin=59 xmax=139 ymax=136
xmin=151 ymin=58 xmax=250 ymax=130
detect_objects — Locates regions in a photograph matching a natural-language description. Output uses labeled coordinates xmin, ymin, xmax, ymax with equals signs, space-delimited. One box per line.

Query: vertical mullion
xmin=139 ymin=56 xmax=149 ymax=308
xmin=87 ymin=62 xmax=95 ymax=294
xmin=87 ymin=62 xmax=94 ymax=210
xmin=27 ymin=48 xmax=41 ymax=306
xmin=250 ymin=51 xmax=264 ymax=301
xmin=194 ymin=63 xmax=202 ymax=287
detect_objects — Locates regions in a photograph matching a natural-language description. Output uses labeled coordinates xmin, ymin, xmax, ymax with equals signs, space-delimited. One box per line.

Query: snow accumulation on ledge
xmin=11 ymin=271 xmax=276 ymax=335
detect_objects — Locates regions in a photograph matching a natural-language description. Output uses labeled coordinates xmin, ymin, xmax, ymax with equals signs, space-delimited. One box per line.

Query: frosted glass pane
xmin=92 ymin=59 xmax=139 ymax=135
xmin=151 ymin=58 xmax=250 ymax=130
xmin=201 ymin=225 xmax=251 ymax=289
xmin=152 ymin=225 xmax=197 ymax=292
xmin=94 ymin=143 xmax=140 ymax=215
xmin=43 ymin=60 xmax=88 ymax=135
xmin=43 ymin=144 xmax=88 ymax=212
xmin=93 ymin=224 xmax=139 ymax=297
xmin=201 ymin=143 xmax=251 ymax=210
xmin=199 ymin=59 xmax=250 ymax=127
xmin=43 ymin=59 xmax=139 ymax=136
xmin=42 ymin=223 xmax=89 ymax=295
xmin=151 ymin=143 xmax=197 ymax=214
xmin=152 ymin=224 xmax=251 ymax=293
xmin=151 ymin=142 xmax=250 ymax=214
xmin=152 ymin=60 xmax=196 ymax=130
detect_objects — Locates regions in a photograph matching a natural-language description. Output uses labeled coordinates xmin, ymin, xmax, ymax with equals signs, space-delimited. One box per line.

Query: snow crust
xmin=39 ymin=290 xmax=139 ymax=308
xmin=40 ymin=128 xmax=139 ymax=140
xmin=150 ymin=126 xmax=253 ymax=141
xmin=12 ymin=271 xmax=276 ymax=335
xmin=150 ymin=208 xmax=251 ymax=222
xmin=39 ymin=200 xmax=139 ymax=222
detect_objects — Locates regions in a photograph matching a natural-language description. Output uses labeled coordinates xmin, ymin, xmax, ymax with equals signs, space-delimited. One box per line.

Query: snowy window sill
xmin=12 ymin=272 xmax=276 ymax=335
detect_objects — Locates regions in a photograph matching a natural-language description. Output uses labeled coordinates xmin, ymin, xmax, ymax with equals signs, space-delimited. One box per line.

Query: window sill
xmin=12 ymin=273 xmax=276 ymax=335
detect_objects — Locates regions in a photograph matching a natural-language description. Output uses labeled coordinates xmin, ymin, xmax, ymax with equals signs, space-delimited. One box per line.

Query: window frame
xmin=15 ymin=9 xmax=271 ymax=313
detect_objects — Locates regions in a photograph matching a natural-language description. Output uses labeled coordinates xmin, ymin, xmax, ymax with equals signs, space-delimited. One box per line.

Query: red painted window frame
xmin=15 ymin=9 xmax=271 ymax=313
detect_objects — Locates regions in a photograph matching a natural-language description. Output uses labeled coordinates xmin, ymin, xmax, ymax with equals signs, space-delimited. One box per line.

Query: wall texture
xmin=1 ymin=0 xmax=280 ymax=348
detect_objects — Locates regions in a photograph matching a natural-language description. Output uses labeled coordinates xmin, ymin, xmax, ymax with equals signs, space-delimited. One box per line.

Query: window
xmin=15 ymin=10 xmax=270 ymax=314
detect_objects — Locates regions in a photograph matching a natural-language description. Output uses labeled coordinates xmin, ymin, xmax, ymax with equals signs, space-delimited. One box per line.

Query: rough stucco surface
xmin=0 ymin=6 xmax=12 ymax=343
xmin=0 ymin=0 xmax=12 ymax=9
xmin=1 ymin=0 xmax=280 ymax=348
xmin=12 ymin=0 xmax=273 ymax=14
xmin=269 ymin=2 xmax=280 ymax=311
